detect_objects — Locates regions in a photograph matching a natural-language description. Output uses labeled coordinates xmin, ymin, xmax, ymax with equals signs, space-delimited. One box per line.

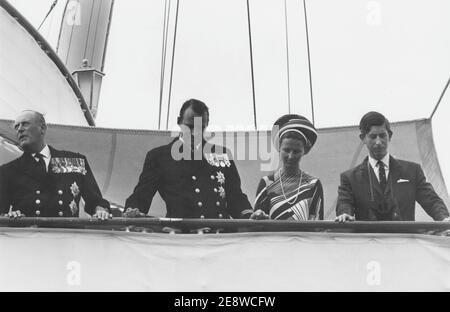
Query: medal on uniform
xmin=50 ymin=157 xmax=87 ymax=175
xmin=216 ymin=171 xmax=225 ymax=184
xmin=223 ymin=154 xmax=231 ymax=167
xmin=214 ymin=154 xmax=220 ymax=167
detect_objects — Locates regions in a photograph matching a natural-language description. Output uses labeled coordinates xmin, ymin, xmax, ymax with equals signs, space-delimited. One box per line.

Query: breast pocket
xmin=392 ymin=180 xmax=414 ymax=202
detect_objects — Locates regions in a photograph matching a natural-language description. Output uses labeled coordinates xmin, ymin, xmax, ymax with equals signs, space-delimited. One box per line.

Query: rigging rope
xmin=90 ymin=0 xmax=104 ymax=66
xmin=65 ymin=0 xmax=80 ymax=65
xmin=430 ymin=75 xmax=450 ymax=119
xmin=246 ymin=0 xmax=258 ymax=130
xmin=45 ymin=2 xmax=56 ymax=40
xmin=83 ymin=0 xmax=96 ymax=60
xmin=302 ymin=0 xmax=315 ymax=125
xmin=37 ymin=0 xmax=58 ymax=31
xmin=166 ymin=0 xmax=180 ymax=130
xmin=284 ymin=0 xmax=292 ymax=114
xmin=158 ymin=0 xmax=171 ymax=130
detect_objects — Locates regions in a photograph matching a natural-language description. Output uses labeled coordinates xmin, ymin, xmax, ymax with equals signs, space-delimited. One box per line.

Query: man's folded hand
xmin=334 ymin=213 xmax=355 ymax=223
xmin=7 ymin=210 xmax=24 ymax=219
xmin=123 ymin=207 xmax=147 ymax=218
xmin=250 ymin=209 xmax=269 ymax=220
xmin=93 ymin=206 xmax=112 ymax=220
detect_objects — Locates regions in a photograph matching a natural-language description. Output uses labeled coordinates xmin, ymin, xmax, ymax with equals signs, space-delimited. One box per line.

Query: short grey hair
xmin=21 ymin=110 xmax=47 ymax=128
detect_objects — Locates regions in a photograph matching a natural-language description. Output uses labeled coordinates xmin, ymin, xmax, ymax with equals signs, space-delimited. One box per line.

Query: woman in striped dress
xmin=253 ymin=114 xmax=324 ymax=220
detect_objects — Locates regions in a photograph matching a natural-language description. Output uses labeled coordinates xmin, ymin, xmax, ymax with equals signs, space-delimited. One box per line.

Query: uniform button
xmin=35 ymin=190 xmax=40 ymax=195
xmin=35 ymin=210 xmax=41 ymax=216
xmin=58 ymin=190 xmax=63 ymax=195
xmin=216 ymin=201 xmax=220 ymax=206
xmin=58 ymin=200 xmax=63 ymax=205
xmin=192 ymin=176 xmax=197 ymax=181
xmin=210 ymin=175 xmax=215 ymax=180
xmin=197 ymin=202 xmax=203 ymax=207
xmin=58 ymin=211 xmax=63 ymax=217
xmin=218 ymin=213 xmax=223 ymax=218
xmin=200 ymin=215 xmax=205 ymax=219
xmin=35 ymin=199 xmax=40 ymax=205
xmin=195 ymin=188 xmax=200 ymax=193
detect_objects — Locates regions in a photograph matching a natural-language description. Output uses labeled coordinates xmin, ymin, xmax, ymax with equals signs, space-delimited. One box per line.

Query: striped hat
xmin=272 ymin=114 xmax=317 ymax=154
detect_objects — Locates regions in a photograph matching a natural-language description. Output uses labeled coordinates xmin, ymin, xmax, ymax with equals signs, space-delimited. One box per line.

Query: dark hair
xmin=359 ymin=111 xmax=393 ymax=138
xmin=177 ymin=99 xmax=209 ymax=125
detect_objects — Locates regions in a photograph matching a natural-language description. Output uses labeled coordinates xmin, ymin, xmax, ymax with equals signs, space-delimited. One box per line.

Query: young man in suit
xmin=124 ymin=99 xmax=253 ymax=219
xmin=0 ymin=111 xmax=110 ymax=219
xmin=335 ymin=111 xmax=449 ymax=222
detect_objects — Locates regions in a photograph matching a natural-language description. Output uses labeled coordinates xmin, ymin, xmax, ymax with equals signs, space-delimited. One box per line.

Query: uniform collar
xmin=178 ymin=134 xmax=203 ymax=151
xmin=32 ymin=145 xmax=51 ymax=159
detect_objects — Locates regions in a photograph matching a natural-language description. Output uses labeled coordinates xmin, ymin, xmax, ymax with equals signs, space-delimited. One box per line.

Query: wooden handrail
xmin=1 ymin=217 xmax=450 ymax=234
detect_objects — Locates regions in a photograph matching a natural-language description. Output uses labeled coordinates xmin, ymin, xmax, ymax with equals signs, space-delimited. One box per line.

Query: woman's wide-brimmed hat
xmin=272 ymin=114 xmax=318 ymax=154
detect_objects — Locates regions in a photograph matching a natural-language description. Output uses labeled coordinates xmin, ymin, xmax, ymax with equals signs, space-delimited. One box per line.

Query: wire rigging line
xmin=83 ymin=0 xmax=96 ymax=60
xmin=246 ymin=0 xmax=258 ymax=130
xmin=90 ymin=0 xmax=104 ymax=66
xmin=284 ymin=0 xmax=292 ymax=114
xmin=65 ymin=0 xmax=80 ymax=65
xmin=158 ymin=0 xmax=171 ymax=130
xmin=430 ymin=75 xmax=450 ymax=120
xmin=166 ymin=0 xmax=180 ymax=130
xmin=38 ymin=0 xmax=58 ymax=31
xmin=302 ymin=0 xmax=315 ymax=125
xmin=45 ymin=3 xmax=56 ymax=39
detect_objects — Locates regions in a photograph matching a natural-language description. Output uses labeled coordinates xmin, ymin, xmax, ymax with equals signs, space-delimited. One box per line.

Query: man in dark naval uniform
xmin=124 ymin=99 xmax=254 ymax=219
xmin=0 ymin=111 xmax=110 ymax=219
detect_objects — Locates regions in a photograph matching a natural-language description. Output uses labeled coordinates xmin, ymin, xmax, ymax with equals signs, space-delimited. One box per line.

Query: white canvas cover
xmin=1 ymin=228 xmax=449 ymax=291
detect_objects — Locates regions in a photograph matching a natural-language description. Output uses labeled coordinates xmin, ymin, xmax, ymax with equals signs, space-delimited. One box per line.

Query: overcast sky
xmin=8 ymin=0 xmax=450 ymax=131
xmin=4 ymin=0 xmax=450 ymax=191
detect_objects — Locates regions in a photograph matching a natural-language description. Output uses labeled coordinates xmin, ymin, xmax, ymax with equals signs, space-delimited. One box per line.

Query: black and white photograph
xmin=0 ymin=0 xmax=449 ymax=296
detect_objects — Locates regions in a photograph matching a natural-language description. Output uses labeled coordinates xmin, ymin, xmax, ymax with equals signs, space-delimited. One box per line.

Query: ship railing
xmin=1 ymin=217 xmax=450 ymax=236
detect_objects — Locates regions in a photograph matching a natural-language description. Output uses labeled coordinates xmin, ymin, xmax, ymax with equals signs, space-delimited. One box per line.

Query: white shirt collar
xmin=179 ymin=135 xmax=202 ymax=150
xmin=368 ymin=153 xmax=390 ymax=170
xmin=32 ymin=145 xmax=51 ymax=159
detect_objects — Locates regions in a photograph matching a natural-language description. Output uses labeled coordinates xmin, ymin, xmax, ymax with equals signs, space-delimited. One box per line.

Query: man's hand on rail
xmin=93 ymin=206 xmax=112 ymax=220
xmin=6 ymin=210 xmax=24 ymax=219
xmin=334 ymin=213 xmax=355 ymax=223
xmin=123 ymin=207 xmax=147 ymax=218
xmin=249 ymin=209 xmax=270 ymax=220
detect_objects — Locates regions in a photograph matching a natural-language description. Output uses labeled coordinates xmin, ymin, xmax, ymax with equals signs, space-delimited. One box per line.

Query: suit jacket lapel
xmin=360 ymin=156 xmax=384 ymax=198
xmin=366 ymin=155 xmax=400 ymax=197
xmin=19 ymin=153 xmax=45 ymax=182
xmin=388 ymin=156 xmax=401 ymax=189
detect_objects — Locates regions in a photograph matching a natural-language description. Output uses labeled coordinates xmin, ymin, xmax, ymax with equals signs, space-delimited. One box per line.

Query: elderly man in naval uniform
xmin=0 ymin=111 xmax=111 ymax=219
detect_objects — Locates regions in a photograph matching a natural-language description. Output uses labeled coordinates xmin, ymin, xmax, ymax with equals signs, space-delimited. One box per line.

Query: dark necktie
xmin=35 ymin=153 xmax=47 ymax=176
xmin=377 ymin=160 xmax=387 ymax=192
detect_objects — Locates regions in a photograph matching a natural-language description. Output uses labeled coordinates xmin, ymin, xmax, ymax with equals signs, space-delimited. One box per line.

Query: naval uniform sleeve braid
xmin=225 ymin=159 xmax=253 ymax=219
xmin=81 ymin=155 xmax=110 ymax=215
xmin=125 ymin=150 xmax=161 ymax=214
